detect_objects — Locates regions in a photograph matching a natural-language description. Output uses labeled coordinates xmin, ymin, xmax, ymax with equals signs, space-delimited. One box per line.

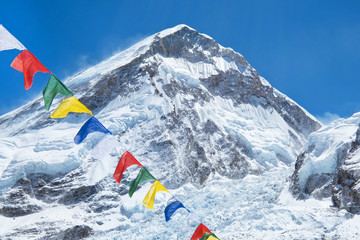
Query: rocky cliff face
xmin=0 ymin=25 xmax=322 ymax=239
xmin=290 ymin=113 xmax=360 ymax=213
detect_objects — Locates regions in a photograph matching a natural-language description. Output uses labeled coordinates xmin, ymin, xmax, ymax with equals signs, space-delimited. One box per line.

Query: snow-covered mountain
xmin=290 ymin=112 xmax=360 ymax=214
xmin=1 ymin=25 xmax=359 ymax=239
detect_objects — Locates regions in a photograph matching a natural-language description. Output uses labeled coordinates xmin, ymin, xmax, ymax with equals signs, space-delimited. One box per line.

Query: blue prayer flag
xmin=164 ymin=200 xmax=189 ymax=222
xmin=74 ymin=116 xmax=112 ymax=144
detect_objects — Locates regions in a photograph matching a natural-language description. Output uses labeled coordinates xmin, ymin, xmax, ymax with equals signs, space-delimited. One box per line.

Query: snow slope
xmin=1 ymin=25 xmax=358 ymax=239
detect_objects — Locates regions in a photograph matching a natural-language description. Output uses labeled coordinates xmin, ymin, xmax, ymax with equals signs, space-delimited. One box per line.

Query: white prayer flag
xmin=0 ymin=24 xmax=26 ymax=51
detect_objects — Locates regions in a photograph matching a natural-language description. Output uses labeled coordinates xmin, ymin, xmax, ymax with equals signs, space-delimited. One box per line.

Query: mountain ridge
xmin=0 ymin=25 xmax=320 ymax=136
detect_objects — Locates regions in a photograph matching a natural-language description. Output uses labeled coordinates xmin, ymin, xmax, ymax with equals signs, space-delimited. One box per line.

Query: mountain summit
xmin=0 ymin=24 xmax=321 ymax=187
xmin=0 ymin=25 xmax=335 ymax=239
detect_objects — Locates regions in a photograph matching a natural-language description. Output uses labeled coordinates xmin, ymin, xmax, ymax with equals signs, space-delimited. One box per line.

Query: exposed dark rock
xmin=204 ymin=119 xmax=219 ymax=135
xmin=89 ymin=192 xmax=121 ymax=213
xmin=290 ymin=152 xmax=310 ymax=199
xmin=0 ymin=175 xmax=46 ymax=217
xmin=58 ymin=185 xmax=100 ymax=205
xmin=332 ymin=156 xmax=360 ymax=213
xmin=61 ymin=225 xmax=93 ymax=240
xmin=0 ymin=204 xmax=42 ymax=217
xmin=304 ymin=173 xmax=333 ymax=199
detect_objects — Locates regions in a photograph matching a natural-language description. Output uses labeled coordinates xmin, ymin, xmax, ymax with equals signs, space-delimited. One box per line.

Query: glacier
xmin=0 ymin=24 xmax=359 ymax=239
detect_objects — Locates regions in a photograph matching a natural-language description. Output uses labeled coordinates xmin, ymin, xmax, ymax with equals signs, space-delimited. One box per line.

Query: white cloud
xmin=316 ymin=112 xmax=341 ymax=125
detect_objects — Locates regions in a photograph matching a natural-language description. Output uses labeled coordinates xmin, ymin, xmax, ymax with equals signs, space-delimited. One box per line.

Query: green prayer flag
xmin=129 ymin=167 xmax=156 ymax=197
xmin=43 ymin=74 xmax=73 ymax=111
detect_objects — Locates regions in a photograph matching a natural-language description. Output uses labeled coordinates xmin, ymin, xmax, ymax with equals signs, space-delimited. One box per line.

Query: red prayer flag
xmin=190 ymin=223 xmax=212 ymax=240
xmin=11 ymin=50 xmax=51 ymax=90
xmin=113 ymin=151 xmax=143 ymax=183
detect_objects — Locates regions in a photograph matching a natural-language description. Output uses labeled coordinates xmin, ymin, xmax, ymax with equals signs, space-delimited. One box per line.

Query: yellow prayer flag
xmin=142 ymin=180 xmax=169 ymax=210
xmin=51 ymin=96 xmax=93 ymax=118
xmin=208 ymin=236 xmax=219 ymax=240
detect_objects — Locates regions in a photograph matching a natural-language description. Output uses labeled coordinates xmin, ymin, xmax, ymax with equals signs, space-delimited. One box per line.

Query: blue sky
xmin=0 ymin=0 xmax=360 ymax=123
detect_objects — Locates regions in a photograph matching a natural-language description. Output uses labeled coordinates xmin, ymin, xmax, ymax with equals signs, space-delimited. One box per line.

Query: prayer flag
xmin=0 ymin=25 xmax=26 ymax=51
xmin=87 ymin=136 xmax=122 ymax=185
xmin=51 ymin=96 xmax=92 ymax=118
xmin=164 ymin=200 xmax=189 ymax=222
xmin=200 ymin=233 xmax=219 ymax=240
xmin=74 ymin=116 xmax=111 ymax=144
xmin=190 ymin=223 xmax=212 ymax=240
xmin=11 ymin=50 xmax=51 ymax=90
xmin=129 ymin=167 xmax=155 ymax=197
xmin=43 ymin=74 xmax=73 ymax=110
xmin=113 ymin=151 xmax=143 ymax=184
xmin=206 ymin=235 xmax=219 ymax=240
xmin=142 ymin=180 xmax=169 ymax=210
xmin=187 ymin=213 xmax=200 ymax=235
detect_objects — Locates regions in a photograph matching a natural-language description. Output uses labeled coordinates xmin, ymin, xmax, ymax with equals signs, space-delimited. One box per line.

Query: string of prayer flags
xmin=50 ymin=96 xmax=93 ymax=118
xmin=164 ymin=200 xmax=189 ymax=222
xmin=113 ymin=151 xmax=143 ymax=184
xmin=129 ymin=167 xmax=155 ymax=197
xmin=74 ymin=116 xmax=111 ymax=144
xmin=11 ymin=50 xmax=51 ymax=90
xmin=142 ymin=180 xmax=169 ymax=210
xmin=111 ymin=151 xmax=218 ymax=237
xmin=190 ymin=223 xmax=212 ymax=240
xmin=43 ymin=74 xmax=73 ymax=110
xmin=0 ymin=25 xmax=26 ymax=51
